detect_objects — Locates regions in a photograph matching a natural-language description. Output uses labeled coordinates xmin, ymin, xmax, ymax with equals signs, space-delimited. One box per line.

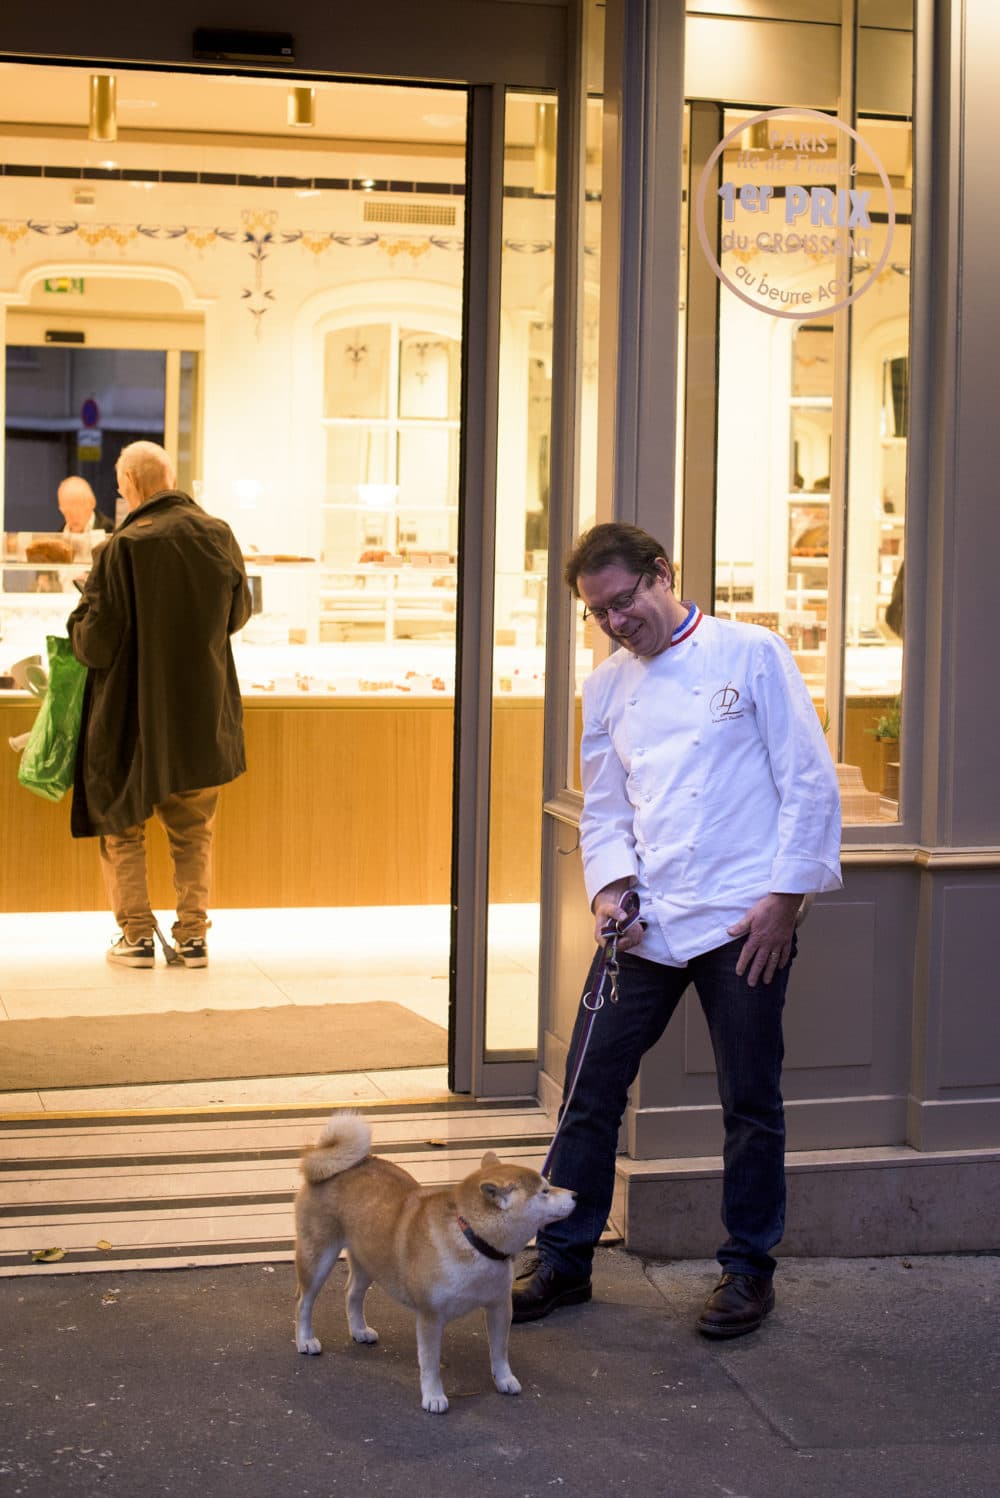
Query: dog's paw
xmin=296 ymin=1336 xmax=323 ymax=1355
xmin=494 ymin=1372 xmax=522 ymax=1396
xmin=351 ymin=1327 xmax=378 ymax=1345
xmin=422 ymin=1393 xmax=449 ymax=1415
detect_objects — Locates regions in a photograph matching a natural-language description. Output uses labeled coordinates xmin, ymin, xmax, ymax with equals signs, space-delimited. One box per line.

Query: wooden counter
xmin=0 ymin=695 xmax=544 ymax=912
xmin=1 ymin=687 xmax=894 ymax=914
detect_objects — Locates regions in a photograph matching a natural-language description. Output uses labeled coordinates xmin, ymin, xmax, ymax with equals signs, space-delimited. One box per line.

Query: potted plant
xmin=867 ymin=696 xmax=901 ymax=798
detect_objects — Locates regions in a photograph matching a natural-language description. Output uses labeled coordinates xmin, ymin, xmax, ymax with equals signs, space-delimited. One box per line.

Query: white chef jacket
xmin=579 ymin=607 xmax=843 ymax=967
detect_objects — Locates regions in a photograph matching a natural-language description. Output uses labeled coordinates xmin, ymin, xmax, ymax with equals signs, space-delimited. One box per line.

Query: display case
xmin=0 ymin=533 xmax=96 ymax=688
xmin=317 ymin=560 xmax=457 ymax=643
xmin=1 ymin=551 xmax=551 ymax=700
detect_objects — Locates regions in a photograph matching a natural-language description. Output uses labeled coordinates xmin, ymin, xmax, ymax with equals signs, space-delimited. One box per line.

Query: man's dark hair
xmin=564 ymin=522 xmax=672 ymax=596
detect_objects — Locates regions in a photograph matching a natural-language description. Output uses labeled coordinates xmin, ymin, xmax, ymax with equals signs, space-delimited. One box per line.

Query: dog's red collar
xmin=456 ymin=1212 xmax=510 ymax=1261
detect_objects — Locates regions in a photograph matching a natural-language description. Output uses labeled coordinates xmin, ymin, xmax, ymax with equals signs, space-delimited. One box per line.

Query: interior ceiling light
xmin=288 ymin=86 xmax=316 ymax=128
xmin=533 ymin=102 xmax=557 ymax=196
xmin=89 ymin=74 xmax=117 ymax=143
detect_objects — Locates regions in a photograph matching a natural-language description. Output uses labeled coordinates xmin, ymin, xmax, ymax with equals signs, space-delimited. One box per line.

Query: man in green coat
xmin=67 ymin=441 xmax=252 ymax=969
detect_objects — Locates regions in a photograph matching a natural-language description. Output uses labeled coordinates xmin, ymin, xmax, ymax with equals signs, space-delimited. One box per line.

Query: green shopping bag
xmin=16 ymin=636 xmax=87 ymax=803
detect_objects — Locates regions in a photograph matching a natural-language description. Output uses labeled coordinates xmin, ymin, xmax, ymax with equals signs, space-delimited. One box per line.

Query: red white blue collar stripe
xmin=672 ymin=602 xmax=702 ymax=645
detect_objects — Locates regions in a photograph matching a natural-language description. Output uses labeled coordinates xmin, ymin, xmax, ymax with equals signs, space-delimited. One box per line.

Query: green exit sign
xmin=43 ymin=277 xmax=85 ymax=294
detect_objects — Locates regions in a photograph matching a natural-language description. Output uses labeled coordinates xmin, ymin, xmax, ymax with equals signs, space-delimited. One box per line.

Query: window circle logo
xmin=694 ymin=107 xmax=895 ymax=321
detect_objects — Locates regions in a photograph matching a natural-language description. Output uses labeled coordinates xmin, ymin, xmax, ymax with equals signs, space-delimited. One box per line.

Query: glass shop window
xmin=710 ymin=112 xmax=912 ymax=825
xmin=319 ymin=319 xmax=461 ymax=645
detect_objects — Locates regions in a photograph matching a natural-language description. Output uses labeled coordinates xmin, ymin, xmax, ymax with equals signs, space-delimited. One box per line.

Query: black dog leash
xmin=541 ymin=890 xmax=643 ymax=1179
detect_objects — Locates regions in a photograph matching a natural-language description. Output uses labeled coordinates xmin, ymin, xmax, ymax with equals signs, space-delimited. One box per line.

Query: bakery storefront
xmin=3 ymin=0 xmax=999 ymax=1268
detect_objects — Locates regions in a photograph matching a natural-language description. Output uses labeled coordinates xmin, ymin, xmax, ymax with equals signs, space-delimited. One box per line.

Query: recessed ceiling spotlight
xmin=88 ymin=74 xmax=117 ymax=143
xmin=288 ymin=86 xmax=316 ymax=128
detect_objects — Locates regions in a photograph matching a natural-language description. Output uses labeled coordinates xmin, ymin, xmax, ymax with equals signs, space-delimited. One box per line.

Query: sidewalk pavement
xmin=3 ymin=1248 xmax=998 ymax=1498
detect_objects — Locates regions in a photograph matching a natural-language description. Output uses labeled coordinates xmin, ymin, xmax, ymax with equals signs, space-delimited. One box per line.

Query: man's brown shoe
xmin=697 ymin=1272 xmax=775 ymax=1339
xmin=511 ymin=1260 xmax=592 ymax=1323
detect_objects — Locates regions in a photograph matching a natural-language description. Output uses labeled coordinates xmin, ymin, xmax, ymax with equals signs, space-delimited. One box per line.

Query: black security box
xmin=193 ymin=28 xmax=295 ymax=63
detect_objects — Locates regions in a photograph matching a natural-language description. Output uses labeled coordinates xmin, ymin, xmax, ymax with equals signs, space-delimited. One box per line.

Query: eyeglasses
xmin=581 ymin=571 xmax=653 ymax=625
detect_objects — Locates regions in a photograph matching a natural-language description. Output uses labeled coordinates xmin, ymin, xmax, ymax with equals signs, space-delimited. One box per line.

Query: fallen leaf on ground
xmin=30 ymin=1247 xmax=66 ymax=1263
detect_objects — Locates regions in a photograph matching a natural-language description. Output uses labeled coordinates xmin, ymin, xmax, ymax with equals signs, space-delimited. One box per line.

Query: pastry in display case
xmin=1 ymin=534 xmax=95 ymax=692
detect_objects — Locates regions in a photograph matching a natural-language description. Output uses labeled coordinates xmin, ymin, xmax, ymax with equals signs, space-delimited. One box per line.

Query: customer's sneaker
xmin=176 ymin=937 xmax=208 ymax=969
xmin=107 ymin=934 xmax=155 ymax=969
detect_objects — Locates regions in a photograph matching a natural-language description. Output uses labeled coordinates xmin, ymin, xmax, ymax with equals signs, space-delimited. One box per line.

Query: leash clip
xmin=602 ymin=891 xmax=642 ymax=1003
xmin=606 ymin=944 xmax=620 ymax=1003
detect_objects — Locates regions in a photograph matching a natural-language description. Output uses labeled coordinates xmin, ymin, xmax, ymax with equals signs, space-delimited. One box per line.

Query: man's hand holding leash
xmin=540 ymin=884 xmax=645 ymax=1178
xmin=592 ymin=879 xmax=646 ymax=952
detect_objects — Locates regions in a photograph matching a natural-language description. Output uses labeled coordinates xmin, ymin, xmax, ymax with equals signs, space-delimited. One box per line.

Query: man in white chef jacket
xmin=513 ymin=522 xmax=843 ymax=1338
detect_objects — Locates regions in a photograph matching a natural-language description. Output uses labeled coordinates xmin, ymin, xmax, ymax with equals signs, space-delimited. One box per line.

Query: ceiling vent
xmin=362 ymin=200 xmax=457 ymax=227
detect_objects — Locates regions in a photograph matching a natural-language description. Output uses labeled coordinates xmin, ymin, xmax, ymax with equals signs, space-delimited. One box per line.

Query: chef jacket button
xmin=687 ymin=843 xmax=695 ymax=851
xmin=690 ymin=789 xmax=697 ymax=797
xmin=693 ymin=688 xmax=700 ymax=695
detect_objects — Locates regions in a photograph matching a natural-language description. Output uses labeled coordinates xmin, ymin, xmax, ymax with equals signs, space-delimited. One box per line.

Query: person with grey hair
xmin=513 ymin=521 xmax=842 ymax=1338
xmin=57 ymin=475 xmax=114 ymax=537
xmin=67 ymin=441 xmax=251 ymax=968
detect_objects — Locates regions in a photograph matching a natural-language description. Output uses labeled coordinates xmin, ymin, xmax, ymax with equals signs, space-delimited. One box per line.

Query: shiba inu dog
xmin=294 ymin=1111 xmax=577 ymax=1414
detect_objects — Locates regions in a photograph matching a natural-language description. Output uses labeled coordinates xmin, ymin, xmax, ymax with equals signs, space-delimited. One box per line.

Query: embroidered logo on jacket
xmin=710 ymin=682 xmax=744 ymax=722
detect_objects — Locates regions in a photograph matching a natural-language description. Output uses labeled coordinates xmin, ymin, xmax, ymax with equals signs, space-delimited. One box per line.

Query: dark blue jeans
xmin=536 ymin=936 xmax=795 ymax=1282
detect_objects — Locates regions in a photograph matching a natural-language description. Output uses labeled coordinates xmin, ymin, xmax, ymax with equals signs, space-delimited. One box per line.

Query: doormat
xmin=0 ymin=1002 xmax=448 ymax=1091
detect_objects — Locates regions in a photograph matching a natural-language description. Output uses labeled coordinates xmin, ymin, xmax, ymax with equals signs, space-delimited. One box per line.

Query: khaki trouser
xmin=99 ymin=786 xmax=220 ymax=943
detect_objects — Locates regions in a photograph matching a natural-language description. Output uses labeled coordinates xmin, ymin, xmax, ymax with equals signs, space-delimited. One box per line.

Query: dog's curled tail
xmin=300 ymin=1111 xmax=373 ymax=1184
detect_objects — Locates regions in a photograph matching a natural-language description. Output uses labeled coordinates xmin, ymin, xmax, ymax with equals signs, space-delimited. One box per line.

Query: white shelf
xmin=320 ymin=587 xmax=455 ymax=601
xmin=320 ymin=502 xmax=456 ymax=513
xmin=0 ymin=590 xmax=81 ymax=607
xmin=322 ymin=417 xmax=461 ymax=430
xmin=2 ymin=561 xmax=89 ymax=572
xmin=320 ymin=563 xmax=455 ymax=576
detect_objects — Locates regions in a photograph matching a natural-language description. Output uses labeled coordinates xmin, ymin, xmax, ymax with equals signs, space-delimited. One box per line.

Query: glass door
xmin=0 ymin=60 xmax=481 ymax=1111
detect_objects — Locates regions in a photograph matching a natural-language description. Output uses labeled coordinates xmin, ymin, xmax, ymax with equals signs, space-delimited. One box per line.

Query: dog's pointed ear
xmin=480 ymin=1180 xmax=513 ymax=1209
xmin=481 ymin=1150 xmax=500 ymax=1167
